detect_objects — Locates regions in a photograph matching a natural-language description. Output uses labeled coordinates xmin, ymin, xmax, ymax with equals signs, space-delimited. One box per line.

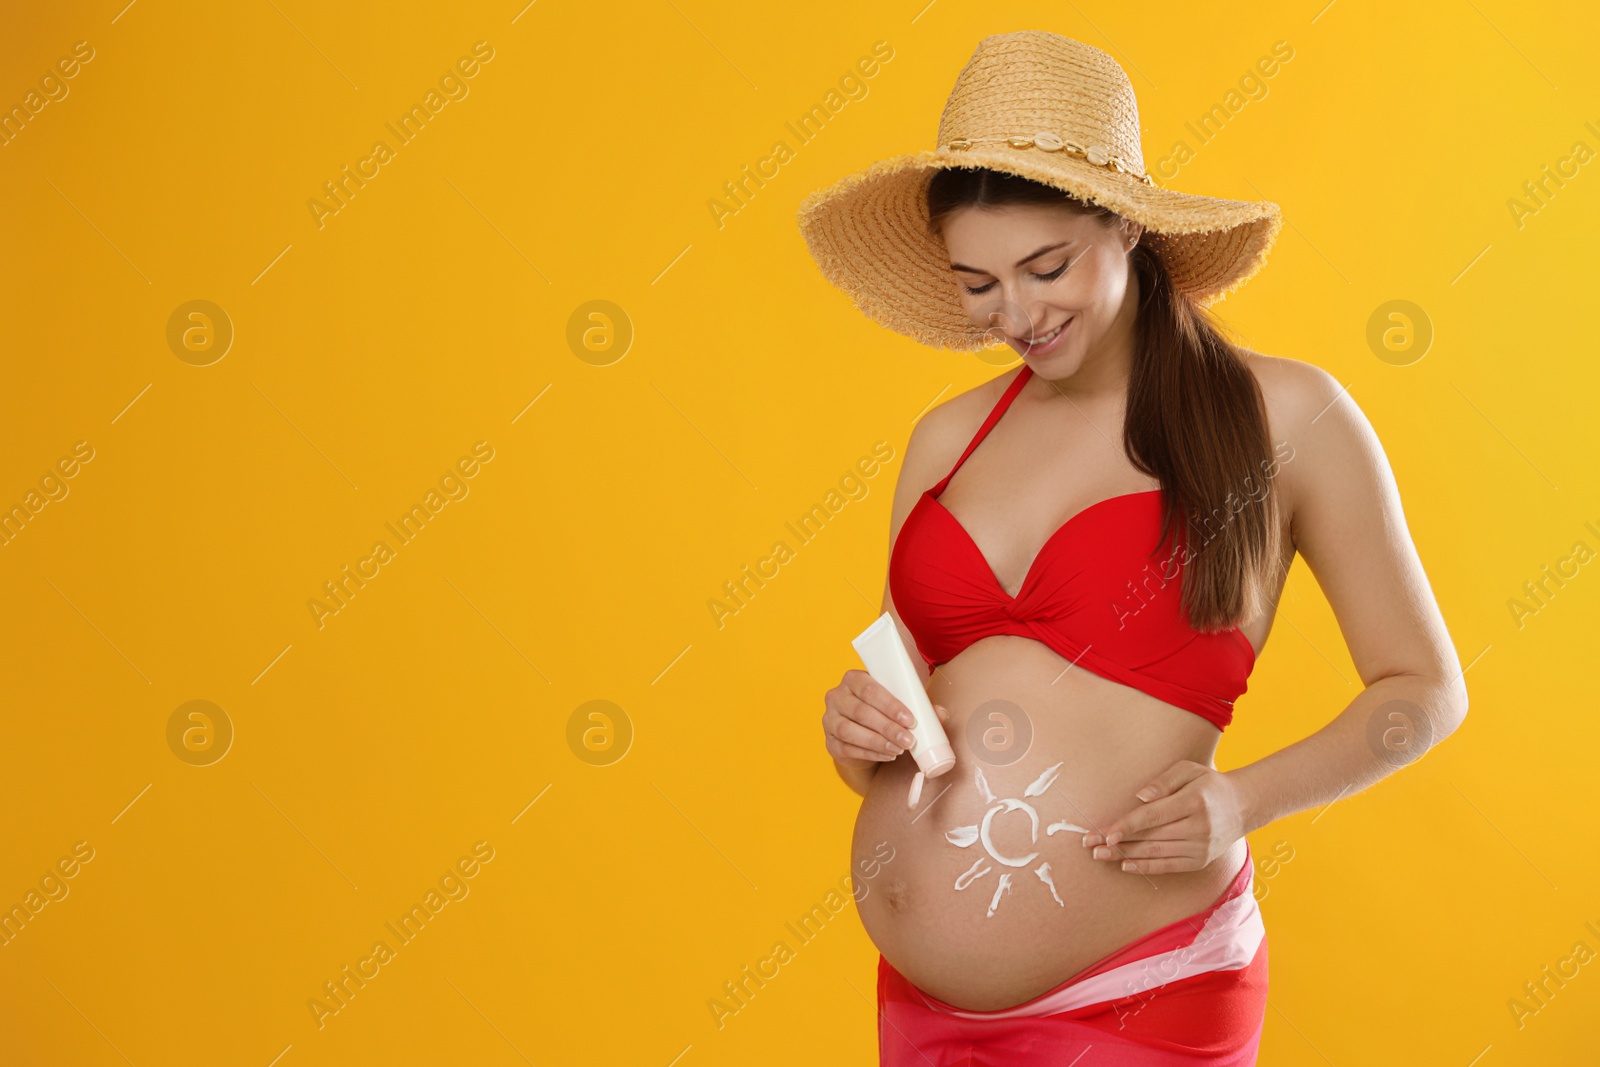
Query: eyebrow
xmin=950 ymin=240 xmax=1075 ymax=275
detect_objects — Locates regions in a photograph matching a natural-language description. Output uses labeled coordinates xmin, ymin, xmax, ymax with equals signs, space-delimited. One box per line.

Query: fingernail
xmin=1122 ymin=861 xmax=1137 ymax=872
xmin=898 ymin=732 xmax=915 ymax=747
xmin=1093 ymin=847 xmax=1110 ymax=859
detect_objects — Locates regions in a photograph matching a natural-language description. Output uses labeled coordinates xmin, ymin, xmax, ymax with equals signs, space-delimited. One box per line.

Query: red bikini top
xmin=889 ymin=364 xmax=1256 ymax=729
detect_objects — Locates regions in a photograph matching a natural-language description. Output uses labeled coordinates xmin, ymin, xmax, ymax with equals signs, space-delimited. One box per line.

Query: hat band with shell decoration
xmin=939 ymin=131 xmax=1157 ymax=186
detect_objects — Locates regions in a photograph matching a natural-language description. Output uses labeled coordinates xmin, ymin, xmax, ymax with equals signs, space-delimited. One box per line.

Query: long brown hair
xmin=925 ymin=167 xmax=1284 ymax=631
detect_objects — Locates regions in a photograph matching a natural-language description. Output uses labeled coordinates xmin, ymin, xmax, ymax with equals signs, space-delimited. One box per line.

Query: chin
xmin=1023 ymin=348 xmax=1081 ymax=379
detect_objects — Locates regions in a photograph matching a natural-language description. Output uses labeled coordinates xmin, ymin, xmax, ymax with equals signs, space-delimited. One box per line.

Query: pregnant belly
xmin=852 ymin=636 xmax=1249 ymax=1011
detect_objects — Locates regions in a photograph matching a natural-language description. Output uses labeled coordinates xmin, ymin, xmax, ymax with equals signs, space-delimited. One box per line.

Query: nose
xmin=978 ymin=287 xmax=1048 ymax=342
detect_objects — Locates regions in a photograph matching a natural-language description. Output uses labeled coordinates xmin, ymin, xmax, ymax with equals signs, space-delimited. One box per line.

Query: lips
xmin=1012 ymin=317 xmax=1071 ymax=353
xmin=1020 ymin=322 xmax=1065 ymax=345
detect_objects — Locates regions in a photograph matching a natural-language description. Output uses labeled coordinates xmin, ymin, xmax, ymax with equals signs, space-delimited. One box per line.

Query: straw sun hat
xmin=796 ymin=30 xmax=1283 ymax=350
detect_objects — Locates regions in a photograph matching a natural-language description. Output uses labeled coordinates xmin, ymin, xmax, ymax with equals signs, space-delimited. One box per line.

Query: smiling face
xmin=939 ymin=201 xmax=1143 ymax=374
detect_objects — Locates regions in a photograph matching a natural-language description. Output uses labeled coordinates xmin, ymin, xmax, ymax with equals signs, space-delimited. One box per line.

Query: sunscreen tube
xmin=851 ymin=612 xmax=956 ymax=777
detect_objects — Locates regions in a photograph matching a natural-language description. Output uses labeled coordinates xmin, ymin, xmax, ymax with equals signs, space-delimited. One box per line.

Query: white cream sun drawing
xmin=943 ymin=763 xmax=1090 ymax=918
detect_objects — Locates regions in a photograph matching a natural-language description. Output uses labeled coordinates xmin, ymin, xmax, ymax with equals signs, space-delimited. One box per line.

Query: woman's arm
xmin=829 ymin=395 xmax=955 ymax=798
xmin=1227 ymin=357 xmax=1470 ymax=834
xmin=833 ymin=738 xmax=882 ymax=798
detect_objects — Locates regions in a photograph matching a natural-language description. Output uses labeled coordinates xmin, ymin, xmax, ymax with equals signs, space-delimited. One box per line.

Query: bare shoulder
xmin=900 ymin=366 xmax=1023 ymax=495
xmin=879 ymin=366 xmax=1021 ymax=560
xmin=1237 ymin=349 xmax=1360 ymax=483
xmin=1237 ymin=348 xmax=1393 ymax=548
xmin=1238 ymin=349 xmax=1346 ymax=435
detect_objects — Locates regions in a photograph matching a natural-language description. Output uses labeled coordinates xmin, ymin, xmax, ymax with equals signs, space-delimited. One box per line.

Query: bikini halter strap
xmin=930 ymin=364 xmax=1035 ymax=497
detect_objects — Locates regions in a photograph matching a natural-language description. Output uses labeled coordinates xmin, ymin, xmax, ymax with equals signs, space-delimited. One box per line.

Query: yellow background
xmin=2 ymin=0 xmax=1597 ymax=1063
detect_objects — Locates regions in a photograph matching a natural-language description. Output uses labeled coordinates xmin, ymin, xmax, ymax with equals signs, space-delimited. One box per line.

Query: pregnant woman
xmin=799 ymin=32 xmax=1468 ymax=1066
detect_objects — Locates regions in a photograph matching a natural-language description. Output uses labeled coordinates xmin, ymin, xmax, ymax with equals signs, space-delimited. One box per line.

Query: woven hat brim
xmin=797 ymin=149 xmax=1282 ymax=351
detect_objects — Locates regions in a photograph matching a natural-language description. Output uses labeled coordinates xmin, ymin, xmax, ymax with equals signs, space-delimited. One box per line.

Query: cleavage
xmin=939 ymin=438 xmax=1158 ymax=599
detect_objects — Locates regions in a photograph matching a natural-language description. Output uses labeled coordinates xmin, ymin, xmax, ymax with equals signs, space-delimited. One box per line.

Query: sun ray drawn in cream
xmin=946 ymin=825 xmax=980 ymax=848
xmin=986 ymin=873 xmax=1013 ymax=917
xmin=955 ymin=857 xmax=991 ymax=890
xmin=946 ymin=761 xmax=1086 ymax=917
xmin=1035 ymin=861 xmax=1065 ymax=906
xmin=1024 ymin=763 xmax=1061 ymax=797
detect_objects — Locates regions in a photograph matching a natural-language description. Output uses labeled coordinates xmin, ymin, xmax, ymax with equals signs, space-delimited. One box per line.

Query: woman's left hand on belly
xmin=1079 ymin=759 xmax=1248 ymax=874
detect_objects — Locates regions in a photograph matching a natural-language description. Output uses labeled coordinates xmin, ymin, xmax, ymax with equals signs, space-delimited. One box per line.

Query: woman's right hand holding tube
xmin=823 ymin=669 xmax=948 ymax=792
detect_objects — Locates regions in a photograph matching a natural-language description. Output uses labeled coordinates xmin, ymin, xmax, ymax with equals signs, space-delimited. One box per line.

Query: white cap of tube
xmin=914 ymin=741 xmax=956 ymax=778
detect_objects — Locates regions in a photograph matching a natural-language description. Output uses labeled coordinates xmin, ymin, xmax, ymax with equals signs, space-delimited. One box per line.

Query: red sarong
xmin=877 ymin=845 xmax=1268 ymax=1065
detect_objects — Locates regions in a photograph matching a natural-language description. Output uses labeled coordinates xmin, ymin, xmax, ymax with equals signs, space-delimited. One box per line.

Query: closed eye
xmin=958 ymin=257 xmax=1074 ymax=296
